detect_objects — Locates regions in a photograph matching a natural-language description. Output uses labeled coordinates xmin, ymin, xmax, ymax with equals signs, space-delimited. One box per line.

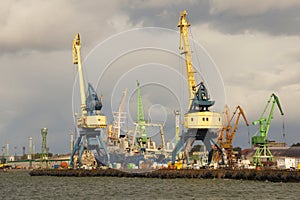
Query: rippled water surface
xmin=0 ymin=171 xmax=299 ymax=199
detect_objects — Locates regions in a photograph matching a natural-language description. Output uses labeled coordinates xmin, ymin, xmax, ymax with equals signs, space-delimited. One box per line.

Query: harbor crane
xmin=171 ymin=10 xmax=222 ymax=165
xmin=70 ymin=33 xmax=110 ymax=167
xmin=212 ymin=105 xmax=249 ymax=166
xmin=252 ymin=93 xmax=284 ymax=166
xmin=130 ymin=81 xmax=166 ymax=153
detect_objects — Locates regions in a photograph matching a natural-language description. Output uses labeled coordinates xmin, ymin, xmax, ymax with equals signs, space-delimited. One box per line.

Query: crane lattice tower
xmin=40 ymin=128 xmax=48 ymax=168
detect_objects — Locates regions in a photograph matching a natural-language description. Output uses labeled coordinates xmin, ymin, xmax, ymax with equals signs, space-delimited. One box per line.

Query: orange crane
xmin=213 ymin=105 xmax=249 ymax=166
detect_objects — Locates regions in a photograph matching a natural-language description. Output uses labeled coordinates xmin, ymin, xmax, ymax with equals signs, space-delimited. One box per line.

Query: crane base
xmin=184 ymin=111 xmax=222 ymax=129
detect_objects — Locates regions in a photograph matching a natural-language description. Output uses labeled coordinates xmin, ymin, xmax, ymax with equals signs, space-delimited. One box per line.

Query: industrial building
xmin=242 ymin=146 xmax=300 ymax=169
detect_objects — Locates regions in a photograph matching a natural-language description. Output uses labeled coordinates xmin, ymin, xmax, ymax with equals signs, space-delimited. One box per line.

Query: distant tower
xmin=175 ymin=110 xmax=180 ymax=142
xmin=33 ymin=143 xmax=35 ymax=156
xmin=28 ymin=137 xmax=33 ymax=160
xmin=40 ymin=128 xmax=48 ymax=168
xmin=14 ymin=146 xmax=17 ymax=157
xmin=6 ymin=143 xmax=9 ymax=160
xmin=70 ymin=130 xmax=75 ymax=153
xmin=28 ymin=137 xmax=33 ymax=168
xmin=22 ymin=146 xmax=25 ymax=156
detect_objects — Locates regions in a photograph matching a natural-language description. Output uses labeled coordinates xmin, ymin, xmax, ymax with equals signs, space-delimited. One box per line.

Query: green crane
xmin=136 ymin=81 xmax=147 ymax=144
xmin=252 ymin=93 xmax=284 ymax=167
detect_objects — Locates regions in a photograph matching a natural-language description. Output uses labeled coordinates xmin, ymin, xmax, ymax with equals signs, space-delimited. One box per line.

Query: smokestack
xmin=70 ymin=131 xmax=75 ymax=153
xmin=28 ymin=137 xmax=33 ymax=160
xmin=6 ymin=143 xmax=9 ymax=158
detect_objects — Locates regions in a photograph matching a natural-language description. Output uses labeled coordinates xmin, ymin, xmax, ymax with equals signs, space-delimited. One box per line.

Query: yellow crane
xmin=171 ymin=10 xmax=223 ymax=165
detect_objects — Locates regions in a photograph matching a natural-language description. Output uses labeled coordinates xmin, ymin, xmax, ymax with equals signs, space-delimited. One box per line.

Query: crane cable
xmin=282 ymin=115 xmax=286 ymax=144
xmin=81 ymin=48 xmax=89 ymax=91
xmin=189 ymin=23 xmax=205 ymax=85
xmin=247 ymin=126 xmax=250 ymax=146
xmin=177 ymin=35 xmax=185 ymax=112
xmin=189 ymin=19 xmax=216 ymax=112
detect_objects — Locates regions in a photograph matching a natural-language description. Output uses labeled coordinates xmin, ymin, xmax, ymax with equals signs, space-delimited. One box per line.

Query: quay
xmin=29 ymin=168 xmax=300 ymax=183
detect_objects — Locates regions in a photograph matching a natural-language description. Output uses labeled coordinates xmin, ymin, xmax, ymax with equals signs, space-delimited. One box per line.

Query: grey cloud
xmin=209 ymin=6 xmax=300 ymax=36
xmin=120 ymin=1 xmax=211 ymax=29
xmin=0 ymin=1 xmax=127 ymax=54
xmin=121 ymin=1 xmax=300 ymax=36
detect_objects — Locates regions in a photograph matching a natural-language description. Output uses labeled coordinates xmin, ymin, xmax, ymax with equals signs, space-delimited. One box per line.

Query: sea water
xmin=0 ymin=171 xmax=299 ymax=200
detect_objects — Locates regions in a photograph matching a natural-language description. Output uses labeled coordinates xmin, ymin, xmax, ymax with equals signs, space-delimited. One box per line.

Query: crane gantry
xmin=70 ymin=33 xmax=110 ymax=168
xmin=171 ymin=10 xmax=223 ymax=165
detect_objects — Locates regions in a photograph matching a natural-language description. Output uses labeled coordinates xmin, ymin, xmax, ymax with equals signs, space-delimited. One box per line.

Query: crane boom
xmin=252 ymin=93 xmax=284 ymax=144
xmin=137 ymin=81 xmax=147 ymax=143
xmin=72 ymin=34 xmax=87 ymax=115
xmin=119 ymin=89 xmax=127 ymax=113
xmin=178 ymin=10 xmax=196 ymax=109
xmin=117 ymin=88 xmax=127 ymax=138
xmin=264 ymin=93 xmax=284 ymax=137
xmin=225 ymin=106 xmax=249 ymax=147
xmin=72 ymin=33 xmax=106 ymax=129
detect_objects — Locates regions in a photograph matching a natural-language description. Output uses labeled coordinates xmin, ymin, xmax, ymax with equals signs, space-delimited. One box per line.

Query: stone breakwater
xmin=29 ymin=169 xmax=300 ymax=183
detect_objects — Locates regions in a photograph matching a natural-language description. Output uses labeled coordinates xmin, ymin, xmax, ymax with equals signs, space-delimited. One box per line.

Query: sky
xmin=1 ymin=0 xmax=299 ymax=155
